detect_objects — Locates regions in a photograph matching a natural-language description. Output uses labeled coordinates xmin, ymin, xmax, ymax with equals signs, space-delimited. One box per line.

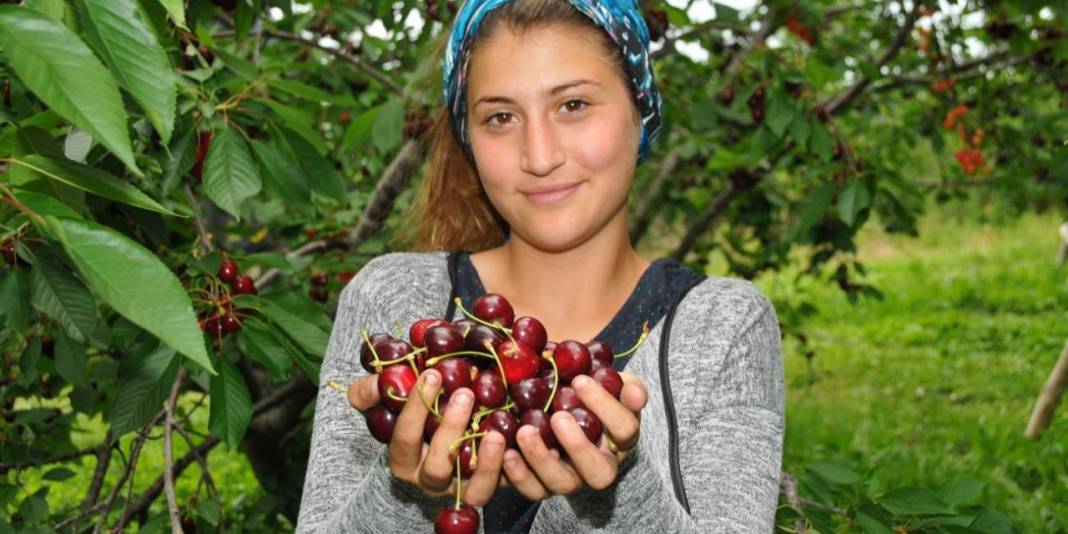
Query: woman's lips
xmin=522 ymin=182 xmax=582 ymax=205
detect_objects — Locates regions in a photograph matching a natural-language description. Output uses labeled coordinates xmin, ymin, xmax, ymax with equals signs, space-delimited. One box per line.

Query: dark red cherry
xmin=497 ymin=340 xmax=540 ymax=383
xmin=1 ymin=240 xmax=16 ymax=266
xmin=458 ymin=440 xmax=476 ymax=478
xmin=543 ymin=341 xmax=557 ymax=355
xmin=464 ymin=324 xmax=504 ymax=354
xmin=472 ymin=293 xmax=515 ymax=328
xmin=478 ymin=410 xmax=518 ymax=449
xmin=520 ymin=409 xmax=558 ymax=449
xmin=425 ymin=325 xmax=464 ymax=357
xmin=591 ymin=368 xmax=623 ymax=398
xmin=432 ymin=358 xmax=473 ymax=396
xmin=512 ymin=316 xmax=547 ymax=354
xmin=539 ymin=367 xmax=557 ymax=392
xmin=587 ymin=340 xmax=615 ymax=369
xmin=472 ymin=370 xmax=506 ymax=409
xmin=218 ymin=257 xmax=238 ymax=283
xmin=365 ymin=404 xmax=397 ymax=443
xmin=509 ymin=378 xmax=549 ymax=412
xmin=434 ymin=504 xmax=479 ymax=534
xmin=378 ymin=365 xmax=417 ymax=412
xmin=231 ymin=275 xmax=257 ymax=295
xmin=452 ymin=318 xmax=477 ymax=337
xmin=553 ymin=341 xmax=591 ymax=385
xmin=221 ymin=313 xmax=242 ymax=334
xmin=570 ymin=408 xmax=603 ymax=443
xmin=310 ymin=272 xmax=329 ymax=286
xmin=410 ymin=318 xmax=451 ymax=348
xmin=424 ymin=413 xmax=442 ymax=443
xmin=359 ymin=333 xmax=394 ymax=373
xmin=550 ymin=386 xmax=585 ymax=413
xmin=375 ymin=339 xmax=415 ymax=365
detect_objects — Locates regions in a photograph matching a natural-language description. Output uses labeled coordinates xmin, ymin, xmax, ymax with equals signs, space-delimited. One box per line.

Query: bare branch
xmin=868 ymin=52 xmax=1036 ymax=96
xmin=0 ymin=446 xmax=100 ymax=471
xmin=79 ymin=431 xmax=114 ymax=515
xmin=163 ymin=369 xmax=187 ymax=533
xmin=98 ymin=410 xmax=165 ymax=533
xmin=1025 ymin=339 xmax=1068 ymax=441
xmin=184 ymin=183 xmax=214 ymax=254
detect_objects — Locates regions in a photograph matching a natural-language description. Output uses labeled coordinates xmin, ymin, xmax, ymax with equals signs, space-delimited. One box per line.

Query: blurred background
xmin=0 ymin=0 xmax=1065 ymax=532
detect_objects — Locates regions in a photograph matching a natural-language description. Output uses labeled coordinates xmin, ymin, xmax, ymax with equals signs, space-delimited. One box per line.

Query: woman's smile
xmin=521 ymin=181 xmax=584 ymax=205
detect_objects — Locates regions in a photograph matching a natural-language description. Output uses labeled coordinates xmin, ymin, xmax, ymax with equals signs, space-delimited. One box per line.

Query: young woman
xmin=296 ymin=1 xmax=785 ymax=532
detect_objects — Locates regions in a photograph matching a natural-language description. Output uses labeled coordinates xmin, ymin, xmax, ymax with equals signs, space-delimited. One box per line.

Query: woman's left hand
xmin=501 ymin=372 xmax=648 ymax=499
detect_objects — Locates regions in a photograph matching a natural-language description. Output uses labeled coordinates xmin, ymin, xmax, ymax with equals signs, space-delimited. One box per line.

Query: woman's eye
xmin=486 ymin=112 xmax=512 ymax=126
xmin=562 ymin=99 xmax=588 ymax=113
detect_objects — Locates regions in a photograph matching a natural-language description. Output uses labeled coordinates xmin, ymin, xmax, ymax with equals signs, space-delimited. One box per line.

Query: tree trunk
xmin=1025 ymin=339 xmax=1068 ymax=441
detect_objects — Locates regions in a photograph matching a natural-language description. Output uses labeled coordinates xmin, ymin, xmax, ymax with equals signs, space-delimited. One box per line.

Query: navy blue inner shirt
xmin=445 ymin=250 xmax=703 ymax=534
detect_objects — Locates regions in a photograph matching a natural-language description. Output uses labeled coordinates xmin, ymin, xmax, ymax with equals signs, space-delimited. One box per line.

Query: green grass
xmin=756 ymin=206 xmax=1068 ymax=532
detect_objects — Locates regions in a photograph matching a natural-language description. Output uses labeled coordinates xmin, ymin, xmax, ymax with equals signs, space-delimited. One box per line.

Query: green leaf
xmin=80 ymin=0 xmax=176 ymax=144
xmin=877 ymin=487 xmax=954 ymax=516
xmin=806 ymin=461 xmax=862 ymax=485
xmin=209 ymin=356 xmax=252 ymax=449
xmin=241 ymin=294 xmax=329 ymax=357
xmin=46 ymin=216 xmax=214 ymax=374
xmin=262 ymin=291 xmax=332 ymax=331
xmin=836 ymin=180 xmax=871 ymax=227
xmin=937 ymin=477 xmax=984 ymax=506
xmin=154 ymin=0 xmax=188 ymax=29
xmin=18 ymin=495 xmax=48 ymax=524
xmin=341 ymin=106 xmax=379 ymax=152
xmin=160 ymin=121 xmax=196 ymax=194
xmin=855 ymin=511 xmax=894 ymax=534
xmin=249 ymin=139 xmax=312 ymax=208
xmin=810 ymin=121 xmax=835 ymax=162
xmin=12 ymin=189 xmax=83 ymax=220
xmin=372 ymin=98 xmax=405 ymax=154
xmin=197 ymin=499 xmax=220 ymax=526
xmin=0 ymin=6 xmax=140 ymax=175
xmin=213 ymin=47 xmax=257 ymax=81
xmin=257 ymin=98 xmax=327 ymax=154
xmin=793 ymin=181 xmax=837 ymax=238
xmin=30 ymin=250 xmax=97 ymax=343
xmin=110 ymin=342 xmax=178 ymax=436
xmin=53 ymin=330 xmax=86 ymax=384
xmin=0 ymin=269 xmax=33 ymax=330
xmin=269 ymin=78 xmax=355 ymax=106
xmin=268 ymin=324 xmax=320 ymax=384
xmin=238 ymin=322 xmax=290 ymax=380
xmin=11 ymin=154 xmax=177 ymax=216
xmin=278 ymin=127 xmax=345 ymax=199
xmin=969 ymin=509 xmax=1014 ymax=534
xmin=42 ymin=467 xmax=76 ymax=481
xmin=765 ymin=90 xmax=795 ymax=138
xmin=25 ymin=0 xmax=66 ymax=21
xmin=202 ymin=126 xmax=262 ymax=219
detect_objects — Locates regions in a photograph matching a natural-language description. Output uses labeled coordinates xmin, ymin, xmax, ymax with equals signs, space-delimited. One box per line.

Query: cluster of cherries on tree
xmin=197 ymin=256 xmax=257 ymax=339
xmin=333 ymin=293 xmax=643 ymax=534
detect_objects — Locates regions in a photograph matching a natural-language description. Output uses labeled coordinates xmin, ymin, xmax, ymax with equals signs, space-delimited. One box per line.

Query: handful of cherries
xmin=329 ymin=293 xmax=645 ymax=534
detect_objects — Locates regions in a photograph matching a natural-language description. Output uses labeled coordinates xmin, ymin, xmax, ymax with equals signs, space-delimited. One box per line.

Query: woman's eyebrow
xmin=472 ymin=79 xmax=602 ymax=108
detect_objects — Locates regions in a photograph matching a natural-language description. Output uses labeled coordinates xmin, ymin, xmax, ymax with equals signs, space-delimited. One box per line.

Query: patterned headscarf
xmin=442 ymin=0 xmax=662 ymax=164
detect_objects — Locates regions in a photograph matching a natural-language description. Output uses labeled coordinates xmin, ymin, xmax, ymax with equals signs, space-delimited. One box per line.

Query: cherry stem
xmin=453 ymin=297 xmax=512 ymax=334
xmin=424 ymin=350 xmax=493 ymax=368
xmin=472 ymin=401 xmax=515 ymax=429
xmin=543 ymin=352 xmax=559 ymax=412
xmin=482 ymin=340 xmax=508 ymax=388
xmin=449 ymin=431 xmax=487 ymax=452
xmin=395 ymin=320 xmax=404 ymax=340
xmin=606 ymin=435 xmax=619 ymax=454
xmin=615 ymin=321 xmax=650 ymax=360
xmin=361 ymin=330 xmax=383 ymax=366
xmin=413 ymin=374 xmax=441 ymax=419
xmin=326 ymin=380 xmax=346 ymax=393
xmin=454 ymin=451 xmax=463 ymax=510
xmin=384 ymin=388 xmax=407 ymax=404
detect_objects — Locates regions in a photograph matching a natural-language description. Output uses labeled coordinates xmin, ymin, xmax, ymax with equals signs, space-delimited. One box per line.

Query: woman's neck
xmin=469 ymin=216 xmax=650 ymax=343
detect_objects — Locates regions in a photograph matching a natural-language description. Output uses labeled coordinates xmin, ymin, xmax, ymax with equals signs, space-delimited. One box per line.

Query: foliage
xmin=0 ymin=0 xmax=1064 ymax=531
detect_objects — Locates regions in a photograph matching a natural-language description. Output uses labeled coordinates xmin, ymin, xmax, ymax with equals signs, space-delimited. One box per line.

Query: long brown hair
xmin=392 ymin=0 xmax=635 ymax=253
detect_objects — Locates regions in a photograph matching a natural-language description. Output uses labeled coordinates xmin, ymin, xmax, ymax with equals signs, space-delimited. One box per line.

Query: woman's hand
xmin=346 ymin=369 xmax=507 ymax=506
xmin=502 ymin=372 xmax=648 ymax=499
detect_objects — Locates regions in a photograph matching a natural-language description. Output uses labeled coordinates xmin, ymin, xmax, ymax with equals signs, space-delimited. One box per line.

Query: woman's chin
xmin=511 ymin=223 xmax=592 ymax=254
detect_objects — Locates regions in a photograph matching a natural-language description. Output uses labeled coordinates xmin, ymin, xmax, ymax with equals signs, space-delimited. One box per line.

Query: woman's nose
xmin=519 ymin=114 xmax=565 ymax=177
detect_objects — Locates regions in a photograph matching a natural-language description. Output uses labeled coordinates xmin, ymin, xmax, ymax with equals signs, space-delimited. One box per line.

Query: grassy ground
xmin=757 ymin=205 xmax=1068 ymax=533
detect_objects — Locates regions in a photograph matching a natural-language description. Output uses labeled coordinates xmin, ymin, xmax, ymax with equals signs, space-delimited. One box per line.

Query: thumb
xmin=347 ymin=374 xmax=380 ymax=412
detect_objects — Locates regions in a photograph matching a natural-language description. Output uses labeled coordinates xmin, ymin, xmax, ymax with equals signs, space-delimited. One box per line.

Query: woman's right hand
xmin=346 ymin=369 xmax=507 ymax=506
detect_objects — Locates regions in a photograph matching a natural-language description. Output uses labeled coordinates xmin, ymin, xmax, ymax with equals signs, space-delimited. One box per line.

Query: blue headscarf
xmin=442 ymin=0 xmax=662 ymax=165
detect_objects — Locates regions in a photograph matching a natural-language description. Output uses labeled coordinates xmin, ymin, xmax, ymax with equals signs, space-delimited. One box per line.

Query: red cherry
xmin=550 ymin=386 xmax=585 ymax=413
xmin=231 ymin=275 xmax=257 ymax=295
xmin=434 ymin=504 xmax=479 ymax=534
xmin=472 ymin=293 xmax=515 ymax=328
xmin=464 ymin=324 xmax=504 ymax=354
xmin=591 ymin=367 xmax=623 ymax=398
xmin=192 ymin=130 xmax=213 ymax=179
xmin=1 ymin=240 xmax=16 ymax=266
xmin=338 ymin=270 xmax=357 ymax=283
xmin=570 ymin=408 xmax=603 ymax=443
xmin=472 ymin=370 xmax=506 ymax=409
xmin=432 ymin=358 xmax=473 ymax=397
xmin=520 ymin=409 xmax=558 ymax=449
xmin=553 ymin=341 xmax=591 ymax=385
xmin=310 ymin=272 xmax=328 ymax=286
xmin=496 ymin=340 xmax=540 ymax=384
xmin=203 ymin=317 xmax=226 ymax=339
xmin=509 ymin=378 xmax=549 ymax=412
xmin=308 ymin=287 xmax=328 ymax=302
xmin=478 ymin=410 xmax=518 ymax=449
xmin=221 ymin=313 xmax=242 ymax=335
xmin=374 ymin=339 xmax=415 ymax=370
xmin=512 ymin=316 xmax=547 ymax=354
xmin=365 ymin=404 xmax=397 ymax=443
xmin=359 ymin=333 xmax=394 ymax=373
xmin=424 ymin=412 xmax=441 ymax=443
xmin=587 ymin=340 xmax=614 ymax=369
xmin=425 ymin=325 xmax=464 ymax=357
xmin=378 ymin=365 xmax=417 ymax=412
xmin=457 ymin=440 xmax=476 ymax=478
xmin=410 ymin=318 xmax=450 ymax=348
xmin=217 ymin=257 xmax=238 ymax=283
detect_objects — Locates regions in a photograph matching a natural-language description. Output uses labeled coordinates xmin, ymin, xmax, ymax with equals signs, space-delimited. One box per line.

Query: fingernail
xmin=554 ymin=414 xmax=575 ymax=430
xmin=454 ymin=391 xmax=472 ymax=406
xmin=423 ymin=372 xmax=439 ymax=385
xmin=572 ymin=375 xmax=591 ymax=389
xmin=504 ymin=454 xmax=518 ymax=469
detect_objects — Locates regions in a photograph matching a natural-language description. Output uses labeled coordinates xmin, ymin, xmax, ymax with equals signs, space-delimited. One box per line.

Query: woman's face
xmin=465 ymin=24 xmax=641 ymax=253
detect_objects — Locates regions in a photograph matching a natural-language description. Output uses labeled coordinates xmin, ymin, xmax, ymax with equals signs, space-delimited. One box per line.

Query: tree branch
xmin=79 ymin=431 xmax=114 ymax=515
xmin=98 ymin=410 xmax=165 ymax=533
xmin=722 ymin=5 xmax=779 ymax=76
xmin=114 ymin=376 xmax=312 ymax=530
xmin=671 ymin=182 xmax=747 ymax=261
xmin=630 ymin=147 xmax=682 ymax=244
xmin=868 ymin=52 xmax=1036 ymax=96
xmin=0 ymin=446 xmax=100 ymax=471
xmin=1025 ymin=339 xmax=1068 ymax=441
xmin=163 ymin=369 xmax=186 ymax=533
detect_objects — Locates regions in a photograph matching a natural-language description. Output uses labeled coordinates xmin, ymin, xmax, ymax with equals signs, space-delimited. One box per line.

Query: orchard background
xmin=0 ymin=0 xmax=1066 ymax=532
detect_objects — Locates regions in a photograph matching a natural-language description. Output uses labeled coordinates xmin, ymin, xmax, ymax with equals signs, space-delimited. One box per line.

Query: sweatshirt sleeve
xmin=295 ymin=257 xmax=449 ymax=533
xmin=681 ymin=291 xmax=785 ymax=532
